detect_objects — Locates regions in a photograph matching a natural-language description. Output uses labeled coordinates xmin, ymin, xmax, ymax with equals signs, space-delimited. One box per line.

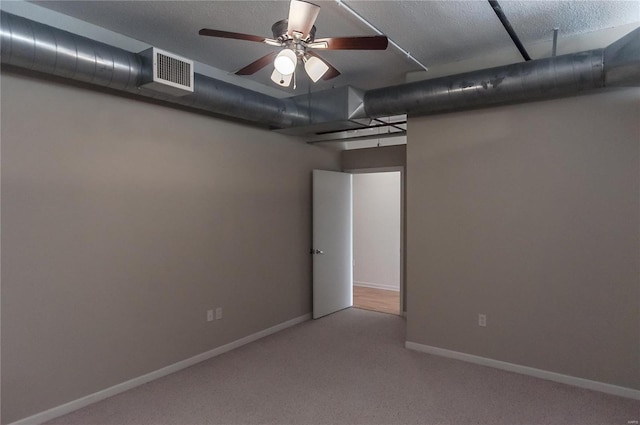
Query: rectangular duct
xmin=276 ymin=86 xmax=370 ymax=136
xmin=139 ymin=48 xmax=194 ymax=96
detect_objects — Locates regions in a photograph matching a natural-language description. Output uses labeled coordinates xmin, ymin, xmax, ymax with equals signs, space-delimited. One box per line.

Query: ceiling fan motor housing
xmin=272 ymin=19 xmax=316 ymax=42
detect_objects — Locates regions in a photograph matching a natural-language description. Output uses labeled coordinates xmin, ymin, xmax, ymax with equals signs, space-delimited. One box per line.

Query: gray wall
xmin=353 ymin=172 xmax=401 ymax=291
xmin=406 ymin=89 xmax=640 ymax=390
xmin=1 ymin=72 xmax=340 ymax=424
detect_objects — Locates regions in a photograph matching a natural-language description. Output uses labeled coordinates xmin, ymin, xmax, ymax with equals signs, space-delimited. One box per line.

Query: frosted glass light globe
xmin=304 ymin=56 xmax=329 ymax=82
xmin=274 ymin=49 xmax=297 ymax=76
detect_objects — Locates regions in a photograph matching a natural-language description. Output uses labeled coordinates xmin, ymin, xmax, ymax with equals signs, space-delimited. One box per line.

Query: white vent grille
xmin=157 ymin=52 xmax=191 ymax=87
xmin=139 ymin=48 xmax=194 ymax=96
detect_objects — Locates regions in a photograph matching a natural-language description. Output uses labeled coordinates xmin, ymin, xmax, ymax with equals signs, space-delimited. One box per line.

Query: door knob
xmin=310 ymin=249 xmax=324 ymax=255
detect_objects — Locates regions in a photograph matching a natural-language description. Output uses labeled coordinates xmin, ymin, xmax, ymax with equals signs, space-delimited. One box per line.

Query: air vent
xmin=139 ymin=48 xmax=194 ymax=96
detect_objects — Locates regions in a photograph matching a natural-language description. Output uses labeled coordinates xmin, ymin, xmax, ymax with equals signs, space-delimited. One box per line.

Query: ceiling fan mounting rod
xmin=294 ymin=43 xmax=306 ymax=57
xmin=335 ymin=0 xmax=428 ymax=72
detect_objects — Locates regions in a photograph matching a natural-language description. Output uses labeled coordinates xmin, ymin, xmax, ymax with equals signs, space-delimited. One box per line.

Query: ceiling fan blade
xmin=307 ymin=51 xmax=340 ymax=80
xmin=235 ymin=51 xmax=278 ymax=75
xmin=322 ymin=64 xmax=341 ymax=80
xmin=287 ymin=0 xmax=320 ymax=38
xmin=310 ymin=35 xmax=389 ymax=50
xmin=199 ymin=28 xmax=276 ymax=44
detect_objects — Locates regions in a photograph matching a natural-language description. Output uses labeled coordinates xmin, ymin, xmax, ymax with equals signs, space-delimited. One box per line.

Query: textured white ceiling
xmin=26 ymin=0 xmax=640 ymax=93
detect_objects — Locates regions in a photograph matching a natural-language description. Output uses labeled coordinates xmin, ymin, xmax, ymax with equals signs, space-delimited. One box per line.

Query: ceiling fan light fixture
xmin=274 ymin=49 xmax=297 ymax=75
xmin=271 ymin=68 xmax=293 ymax=87
xmin=304 ymin=55 xmax=329 ymax=82
xmin=287 ymin=0 xmax=321 ymax=38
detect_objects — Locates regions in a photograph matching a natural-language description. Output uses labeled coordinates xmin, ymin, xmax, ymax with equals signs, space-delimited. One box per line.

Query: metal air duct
xmin=1 ymin=10 xmax=639 ymax=132
xmin=361 ymin=27 xmax=640 ymax=119
xmin=604 ymin=27 xmax=640 ymax=87
xmin=0 ymin=11 xmax=308 ymax=129
xmin=362 ymin=50 xmax=605 ymax=118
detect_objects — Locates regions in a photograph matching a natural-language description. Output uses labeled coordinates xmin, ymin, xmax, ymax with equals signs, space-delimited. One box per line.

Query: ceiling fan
xmin=199 ymin=0 xmax=388 ymax=88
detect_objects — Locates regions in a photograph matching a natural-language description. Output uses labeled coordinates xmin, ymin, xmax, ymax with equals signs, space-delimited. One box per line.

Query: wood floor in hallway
xmin=353 ymin=285 xmax=400 ymax=315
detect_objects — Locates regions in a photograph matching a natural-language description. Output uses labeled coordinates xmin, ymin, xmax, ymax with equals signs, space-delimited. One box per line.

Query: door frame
xmin=345 ymin=166 xmax=406 ymax=316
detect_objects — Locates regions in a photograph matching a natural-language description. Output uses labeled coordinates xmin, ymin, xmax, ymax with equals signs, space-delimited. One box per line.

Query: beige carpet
xmin=47 ymin=308 xmax=639 ymax=425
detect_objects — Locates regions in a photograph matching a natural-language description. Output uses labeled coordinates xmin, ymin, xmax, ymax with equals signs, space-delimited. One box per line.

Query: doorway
xmin=351 ymin=170 xmax=402 ymax=315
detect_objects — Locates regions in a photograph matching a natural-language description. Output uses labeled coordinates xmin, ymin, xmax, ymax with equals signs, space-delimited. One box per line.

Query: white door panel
xmin=312 ymin=170 xmax=353 ymax=319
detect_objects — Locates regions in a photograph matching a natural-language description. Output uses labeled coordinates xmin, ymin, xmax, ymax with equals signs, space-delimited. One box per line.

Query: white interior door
xmin=312 ymin=170 xmax=353 ymax=319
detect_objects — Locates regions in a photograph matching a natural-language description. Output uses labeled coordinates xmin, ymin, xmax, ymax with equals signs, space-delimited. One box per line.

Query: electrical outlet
xmin=478 ymin=314 xmax=487 ymax=327
xmin=215 ymin=307 xmax=222 ymax=320
xmin=207 ymin=309 xmax=214 ymax=322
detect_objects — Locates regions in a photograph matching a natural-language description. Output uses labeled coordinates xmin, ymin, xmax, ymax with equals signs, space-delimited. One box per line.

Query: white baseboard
xmin=354 ymin=280 xmax=400 ymax=292
xmin=405 ymin=341 xmax=640 ymax=400
xmin=9 ymin=314 xmax=311 ymax=425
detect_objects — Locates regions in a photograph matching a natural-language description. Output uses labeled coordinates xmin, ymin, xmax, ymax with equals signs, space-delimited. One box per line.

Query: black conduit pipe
xmin=488 ymin=0 xmax=532 ymax=61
